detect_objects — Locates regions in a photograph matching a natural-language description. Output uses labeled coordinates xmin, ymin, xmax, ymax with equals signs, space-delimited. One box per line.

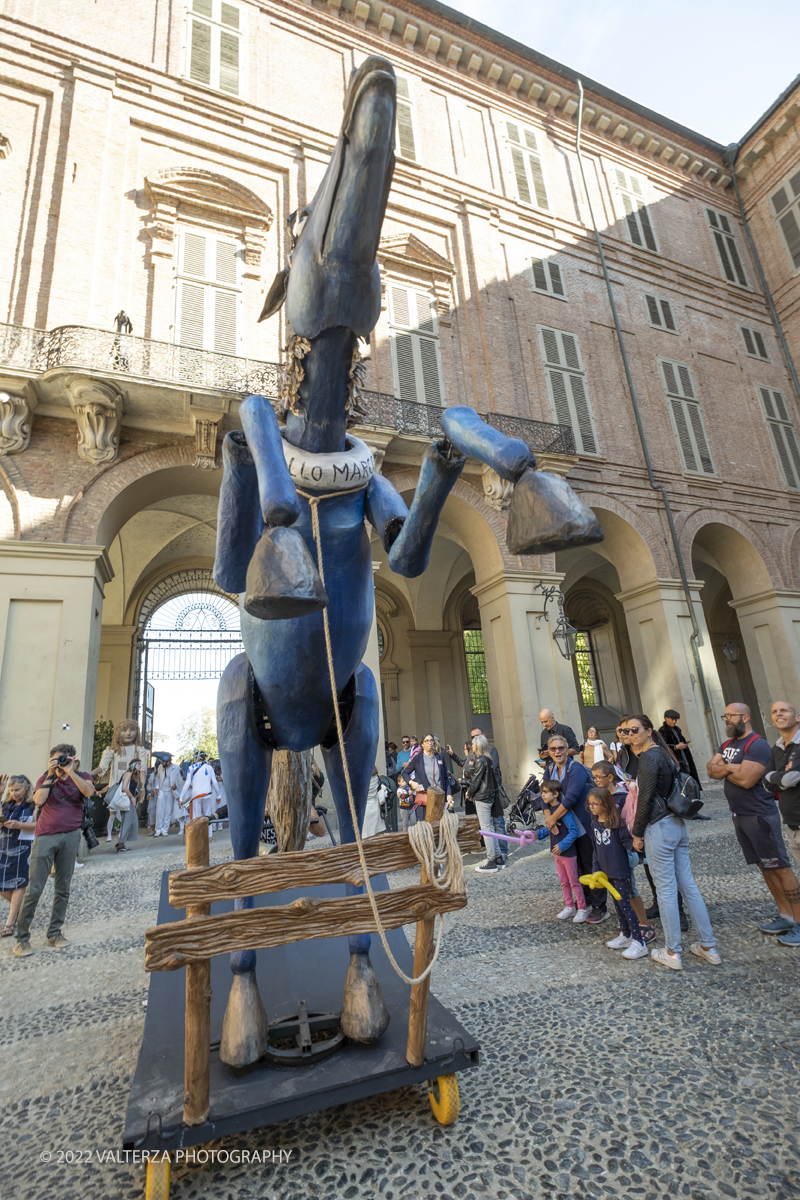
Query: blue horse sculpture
xmin=213 ymin=55 xmax=602 ymax=1065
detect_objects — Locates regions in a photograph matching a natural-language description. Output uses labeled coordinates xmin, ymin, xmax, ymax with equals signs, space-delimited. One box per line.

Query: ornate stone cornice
xmin=144 ymin=168 xmax=273 ymax=269
xmin=0 ymin=389 xmax=35 ymax=455
xmin=65 ymin=375 xmax=123 ymax=465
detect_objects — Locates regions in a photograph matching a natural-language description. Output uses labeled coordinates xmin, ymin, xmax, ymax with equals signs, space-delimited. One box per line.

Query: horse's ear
xmin=258 ymin=267 xmax=289 ymax=322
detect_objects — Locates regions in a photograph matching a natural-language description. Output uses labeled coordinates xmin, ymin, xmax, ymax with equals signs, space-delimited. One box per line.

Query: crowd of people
xmin=4 ymin=696 xmax=800 ymax=963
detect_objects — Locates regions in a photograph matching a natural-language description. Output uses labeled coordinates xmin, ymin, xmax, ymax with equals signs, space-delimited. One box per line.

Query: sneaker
xmin=606 ymin=933 xmax=633 ymax=950
xmin=572 ymin=909 xmax=590 ymax=923
xmin=622 ymin=940 xmax=649 ymax=960
xmin=106 ymin=835 xmax=113 ymax=843
xmin=585 ymin=909 xmax=610 ymax=925
xmin=759 ymin=916 xmax=795 ymax=935
xmin=641 ymin=924 xmax=657 ymax=945
xmin=556 ymin=906 xmax=577 ymax=920
xmin=645 ymin=903 xmax=660 ymax=920
xmin=13 ymin=939 xmax=33 ymax=958
xmin=496 ymin=857 xmax=508 ymax=869
xmin=776 ymin=924 xmax=800 ymax=947
xmin=690 ymin=942 xmax=722 ymax=964
xmin=475 ymin=859 xmax=498 ymax=873
xmin=74 ymin=862 xmax=84 ymax=868
xmin=651 ymin=947 xmax=682 ymax=971
xmin=46 ymin=934 xmax=69 ymax=948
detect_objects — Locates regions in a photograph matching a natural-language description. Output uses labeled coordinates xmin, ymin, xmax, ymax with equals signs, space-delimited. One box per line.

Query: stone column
xmin=0 ymin=541 xmax=113 ymax=781
xmin=616 ymin=578 xmax=725 ymax=763
xmin=470 ymin=570 xmax=582 ymax=794
xmin=728 ymin=588 xmax=800 ymax=730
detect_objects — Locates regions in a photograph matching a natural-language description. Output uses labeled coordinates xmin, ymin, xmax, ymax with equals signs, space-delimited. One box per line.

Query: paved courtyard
xmin=2 ymin=784 xmax=798 ymax=1200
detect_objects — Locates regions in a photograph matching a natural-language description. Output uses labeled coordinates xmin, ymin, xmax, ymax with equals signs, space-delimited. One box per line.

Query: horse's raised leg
xmin=440 ymin=405 xmax=603 ymax=554
xmin=321 ymin=661 xmax=390 ymax=1043
xmin=216 ymin=652 xmax=273 ymax=1067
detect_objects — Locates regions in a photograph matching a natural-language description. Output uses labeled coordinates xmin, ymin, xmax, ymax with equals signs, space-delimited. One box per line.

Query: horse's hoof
xmin=505 ymin=467 xmax=604 ymax=555
xmin=340 ymin=953 xmax=390 ymax=1043
xmin=244 ymin=527 xmax=328 ymax=620
xmin=220 ymin=971 xmax=270 ymax=1067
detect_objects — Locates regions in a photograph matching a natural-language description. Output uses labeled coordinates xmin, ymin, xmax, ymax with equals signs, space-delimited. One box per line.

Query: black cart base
xmin=124 ymin=873 xmax=480 ymax=1178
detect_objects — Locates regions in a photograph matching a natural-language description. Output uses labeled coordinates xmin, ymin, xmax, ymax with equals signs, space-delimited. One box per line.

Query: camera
xmin=56 ymin=754 xmax=71 ymax=766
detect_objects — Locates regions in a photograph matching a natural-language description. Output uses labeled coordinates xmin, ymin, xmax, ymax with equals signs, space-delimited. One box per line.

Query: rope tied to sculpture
xmin=297 ymin=486 xmax=463 ymax=986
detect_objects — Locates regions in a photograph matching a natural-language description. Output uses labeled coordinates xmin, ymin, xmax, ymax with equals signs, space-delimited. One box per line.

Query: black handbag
xmin=665 ymin=766 xmax=704 ymax=818
xmin=447 ymin=769 xmax=461 ymax=798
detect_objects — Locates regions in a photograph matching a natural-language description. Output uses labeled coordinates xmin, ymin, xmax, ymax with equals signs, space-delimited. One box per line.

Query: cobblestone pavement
xmin=2 ymin=786 xmax=799 ymax=1200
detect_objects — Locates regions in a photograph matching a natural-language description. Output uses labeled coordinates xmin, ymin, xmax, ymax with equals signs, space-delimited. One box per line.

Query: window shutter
xmin=759 ymin=387 xmax=800 ymax=489
xmin=677 ymin=364 xmax=694 ymax=398
xmin=529 ymin=154 xmax=549 ymax=209
xmin=213 ymin=289 xmax=237 ymax=355
xmin=220 ymin=1 xmax=239 ymax=25
xmin=540 ymin=326 xmax=597 ymax=455
xmin=215 ymin=239 xmax=238 ymax=285
xmin=670 ymin=398 xmax=698 ymax=473
xmin=524 ymin=128 xmax=538 ymax=152
xmin=568 ymin=374 xmax=597 ymax=454
xmin=548 ymin=369 xmax=573 ymax=428
xmin=394 ymin=333 xmax=418 ymax=402
xmin=418 ymin=338 xmax=442 ymax=404
xmin=646 ymin=294 xmax=661 ymax=326
xmin=661 ymin=299 xmax=676 ymax=331
xmin=548 ymin=261 xmax=564 ymax=296
xmin=753 ymin=330 xmax=767 ymax=359
xmin=726 ymin=236 xmax=747 ymax=286
xmin=772 ymin=187 xmax=789 ymax=215
xmin=189 ymin=18 xmax=212 ymax=85
xmin=390 ymin=286 xmax=411 ymax=328
xmin=182 ymin=231 xmax=207 ymax=276
xmin=621 ymin=193 xmax=643 ymax=246
xmin=414 ymin=291 xmax=436 ymax=334
xmin=179 ymin=282 xmax=206 ymax=349
xmin=510 ymin=146 xmax=532 ymax=204
xmin=638 ymin=203 xmax=657 ymax=252
xmin=687 ymin=405 xmax=714 ymax=473
xmin=219 ymin=30 xmax=240 ymax=94
xmin=708 ymin=208 xmax=748 ymax=286
xmin=193 ymin=0 xmax=212 ymax=14
xmin=741 ymin=327 xmax=756 ymax=355
xmin=662 ymin=360 xmax=679 ymax=395
xmin=397 ymin=99 xmax=416 ymax=160
xmin=506 ymin=121 xmax=520 ymax=143
xmin=779 ymin=210 xmax=800 ymax=268
xmin=713 ymin=230 xmax=736 ymax=282
xmin=531 ymin=258 xmax=548 ymax=291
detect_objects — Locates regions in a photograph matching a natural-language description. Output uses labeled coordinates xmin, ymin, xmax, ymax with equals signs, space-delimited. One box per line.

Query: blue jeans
xmin=644 ymin=816 xmax=716 ymax=954
xmin=475 ymin=801 xmax=507 ymax=860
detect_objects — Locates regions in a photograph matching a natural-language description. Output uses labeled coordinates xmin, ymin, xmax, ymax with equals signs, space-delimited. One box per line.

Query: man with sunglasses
xmin=395 ymin=736 xmax=413 ymax=774
xmin=708 ymin=702 xmax=800 ymax=947
xmin=542 ymin=735 xmax=608 ymax=923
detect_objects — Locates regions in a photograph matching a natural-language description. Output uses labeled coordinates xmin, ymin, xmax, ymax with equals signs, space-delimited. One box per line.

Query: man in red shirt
xmin=14 ymin=743 xmax=94 ymax=958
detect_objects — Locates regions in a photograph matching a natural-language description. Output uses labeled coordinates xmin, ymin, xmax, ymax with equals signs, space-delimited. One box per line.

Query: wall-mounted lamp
xmin=721 ymin=636 xmax=740 ymax=665
xmin=534 ymin=580 xmax=579 ymax=661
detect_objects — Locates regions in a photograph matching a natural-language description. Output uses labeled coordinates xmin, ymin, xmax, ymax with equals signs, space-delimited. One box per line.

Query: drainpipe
xmin=723 ymin=142 xmax=800 ymax=407
xmin=574 ymin=80 xmax=719 ymax=749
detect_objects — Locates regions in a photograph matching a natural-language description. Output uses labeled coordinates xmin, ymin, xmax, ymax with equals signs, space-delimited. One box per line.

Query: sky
xmin=442 ymin=0 xmax=800 ymax=145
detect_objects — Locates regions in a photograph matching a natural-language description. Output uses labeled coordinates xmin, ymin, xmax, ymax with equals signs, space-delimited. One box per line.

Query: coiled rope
xmin=297 ymin=486 xmax=463 ymax=986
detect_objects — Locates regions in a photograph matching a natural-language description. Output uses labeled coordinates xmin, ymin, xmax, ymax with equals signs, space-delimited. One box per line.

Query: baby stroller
xmin=507 ymin=775 xmax=543 ymax=836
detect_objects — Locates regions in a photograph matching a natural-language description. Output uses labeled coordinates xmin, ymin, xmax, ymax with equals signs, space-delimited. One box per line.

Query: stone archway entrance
xmin=132 ymin=568 xmax=241 ymax=750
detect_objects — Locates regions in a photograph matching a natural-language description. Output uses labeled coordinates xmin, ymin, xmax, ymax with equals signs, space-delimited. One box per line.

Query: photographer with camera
xmin=14 ymin=743 xmax=94 ymax=958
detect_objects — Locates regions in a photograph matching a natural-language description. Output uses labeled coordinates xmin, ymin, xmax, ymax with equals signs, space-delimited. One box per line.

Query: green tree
xmin=176 ymin=708 xmax=219 ymax=762
xmin=92 ymin=717 xmax=114 ymax=770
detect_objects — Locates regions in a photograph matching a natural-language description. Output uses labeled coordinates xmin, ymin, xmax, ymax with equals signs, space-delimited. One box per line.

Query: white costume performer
xmin=179 ymin=760 xmax=220 ymax=835
xmin=153 ymin=761 xmax=183 ymax=835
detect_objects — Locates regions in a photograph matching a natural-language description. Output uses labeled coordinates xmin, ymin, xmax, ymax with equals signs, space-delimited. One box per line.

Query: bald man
xmin=765 ymin=700 xmax=800 ymax=866
xmin=539 ymin=709 xmax=579 ymax=763
xmin=708 ymin=702 xmax=800 ymax=946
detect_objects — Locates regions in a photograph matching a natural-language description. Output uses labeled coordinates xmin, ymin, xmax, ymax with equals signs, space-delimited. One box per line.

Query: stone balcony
xmin=0 ymin=323 xmax=577 ymax=469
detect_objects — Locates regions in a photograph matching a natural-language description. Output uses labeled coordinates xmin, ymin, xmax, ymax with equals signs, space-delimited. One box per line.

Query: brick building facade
xmin=0 ymin=0 xmax=799 ymax=789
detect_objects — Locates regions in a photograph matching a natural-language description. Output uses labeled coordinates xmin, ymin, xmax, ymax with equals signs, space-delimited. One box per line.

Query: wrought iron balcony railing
xmin=0 ymin=322 xmax=576 ymax=457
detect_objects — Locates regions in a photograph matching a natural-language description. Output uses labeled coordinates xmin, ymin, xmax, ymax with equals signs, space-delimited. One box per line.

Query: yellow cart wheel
xmin=427 ymin=1073 xmax=460 ymax=1125
xmin=145 ymin=1158 xmax=171 ymax=1200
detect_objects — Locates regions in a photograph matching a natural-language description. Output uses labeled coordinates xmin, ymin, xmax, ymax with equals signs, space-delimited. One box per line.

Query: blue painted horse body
xmin=213 ymin=56 xmax=602 ymax=1064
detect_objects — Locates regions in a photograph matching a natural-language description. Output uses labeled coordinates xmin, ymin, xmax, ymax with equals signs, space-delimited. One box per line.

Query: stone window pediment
xmin=145 ymin=168 xmax=273 ymax=274
xmin=377 ymin=233 xmax=455 ymax=319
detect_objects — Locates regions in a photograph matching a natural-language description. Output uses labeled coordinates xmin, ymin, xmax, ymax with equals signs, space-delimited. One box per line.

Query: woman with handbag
xmin=627 ymin=715 xmax=720 ymax=971
xmin=401 ymin=734 xmax=454 ymax=823
xmin=464 ymin=734 xmax=507 ymax=873
xmin=113 ymin=759 xmax=141 ymax=853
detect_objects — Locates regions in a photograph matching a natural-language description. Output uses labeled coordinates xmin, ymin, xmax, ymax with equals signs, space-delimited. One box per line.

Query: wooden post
xmin=183 ymin=817 xmax=211 ymax=1126
xmin=406 ymin=786 xmax=445 ymax=1067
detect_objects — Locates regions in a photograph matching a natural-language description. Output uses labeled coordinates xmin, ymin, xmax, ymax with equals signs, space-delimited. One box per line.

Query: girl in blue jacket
xmin=535 ymin=780 xmax=589 ymax=923
xmin=587 ymin=788 xmax=648 ymax=960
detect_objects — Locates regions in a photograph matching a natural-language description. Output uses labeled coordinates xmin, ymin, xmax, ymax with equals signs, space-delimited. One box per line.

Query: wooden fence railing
xmin=144 ymin=792 xmax=479 ymax=1125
